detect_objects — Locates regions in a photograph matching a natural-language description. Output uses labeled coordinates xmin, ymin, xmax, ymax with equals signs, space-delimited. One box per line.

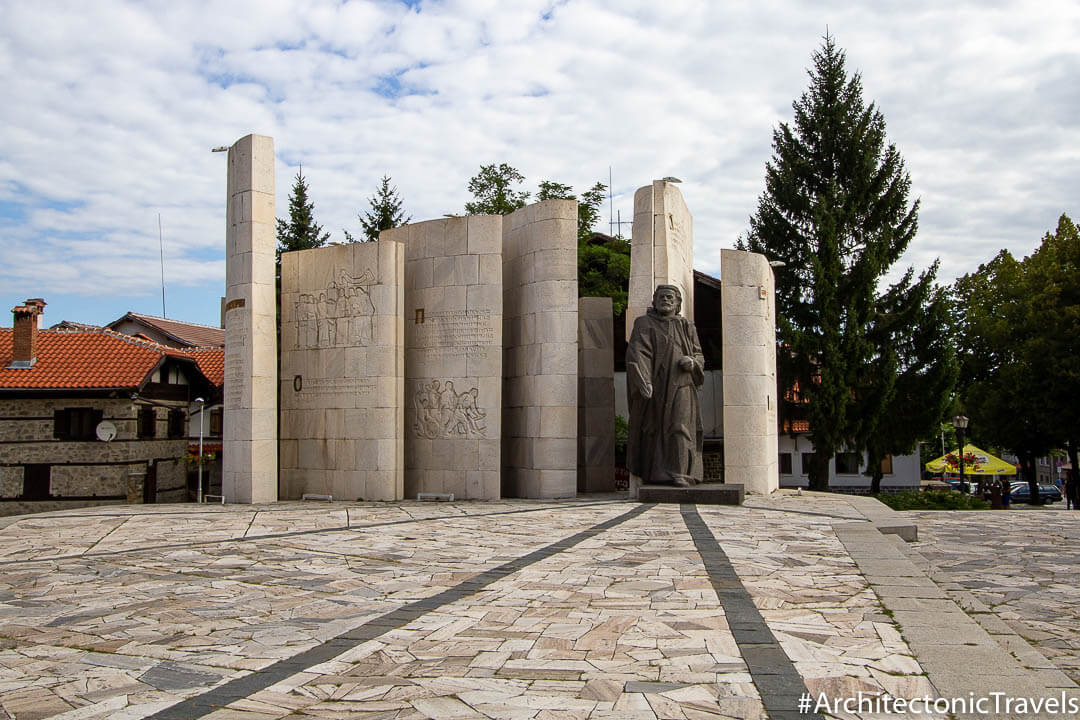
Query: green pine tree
xmin=276 ymin=167 xmax=330 ymax=256
xmin=349 ymin=174 xmax=411 ymax=242
xmin=859 ymin=265 xmax=957 ymax=493
xmin=743 ymin=34 xmax=937 ymax=491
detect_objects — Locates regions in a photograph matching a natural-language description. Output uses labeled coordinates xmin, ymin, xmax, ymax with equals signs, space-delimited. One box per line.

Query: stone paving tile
xmin=709 ymin=498 xmax=938 ymax=708
xmin=258 ymin=505 xmax=767 ymax=719
xmin=911 ymin=508 xmax=1080 ymax=685
xmin=0 ymin=496 xmax=951 ymax=720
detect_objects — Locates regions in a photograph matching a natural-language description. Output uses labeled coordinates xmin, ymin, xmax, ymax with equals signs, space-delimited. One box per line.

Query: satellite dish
xmin=96 ymin=420 xmax=117 ymax=442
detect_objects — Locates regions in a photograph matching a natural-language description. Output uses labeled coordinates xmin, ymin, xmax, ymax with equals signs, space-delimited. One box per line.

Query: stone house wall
xmin=0 ymin=397 xmax=190 ymax=514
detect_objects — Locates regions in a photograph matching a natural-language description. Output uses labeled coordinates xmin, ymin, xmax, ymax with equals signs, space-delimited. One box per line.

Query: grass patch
xmin=874 ymin=490 xmax=990 ymax=511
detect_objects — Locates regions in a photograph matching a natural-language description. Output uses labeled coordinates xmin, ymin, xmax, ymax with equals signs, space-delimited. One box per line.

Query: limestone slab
xmin=626 ymin=180 xmax=694 ymax=340
xmin=404 ymin=216 xmax=502 ymax=500
xmin=502 ymin=201 xmax=578 ymax=499
xmin=720 ymin=249 xmax=778 ymax=497
xmin=279 ymin=241 xmax=405 ymax=501
xmin=224 ymin=134 xmax=278 ymax=504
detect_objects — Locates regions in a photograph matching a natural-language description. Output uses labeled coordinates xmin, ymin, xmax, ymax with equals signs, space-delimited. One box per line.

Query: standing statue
xmin=626 ymin=284 xmax=704 ymax=487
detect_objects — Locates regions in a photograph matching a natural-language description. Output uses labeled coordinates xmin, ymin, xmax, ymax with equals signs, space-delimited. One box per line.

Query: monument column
xmin=720 ymin=249 xmax=779 ymax=495
xmin=223 ymin=134 xmax=278 ymax=504
xmin=626 ymin=179 xmax=695 ymax=340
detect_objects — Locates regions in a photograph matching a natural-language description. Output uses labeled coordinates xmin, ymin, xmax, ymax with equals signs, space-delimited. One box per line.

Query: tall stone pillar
xmin=502 ymin=200 xmax=578 ymax=498
xmin=223 ymin=134 xmax=278 ymax=504
xmin=721 ymin=249 xmax=779 ymax=495
xmin=626 ymin=180 xmax=695 ymax=339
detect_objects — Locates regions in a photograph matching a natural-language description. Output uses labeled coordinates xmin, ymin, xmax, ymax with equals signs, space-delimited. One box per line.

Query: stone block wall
xmin=627 ymin=180 xmax=695 ymax=339
xmin=279 ymin=240 xmax=405 ymax=501
xmin=577 ymin=297 xmax=615 ymax=493
xmin=223 ymin=133 xmax=278 ymax=504
xmin=395 ymin=216 xmax=502 ymax=500
xmin=502 ymin=200 xmax=578 ymax=499
xmin=720 ymin=249 xmax=779 ymax=495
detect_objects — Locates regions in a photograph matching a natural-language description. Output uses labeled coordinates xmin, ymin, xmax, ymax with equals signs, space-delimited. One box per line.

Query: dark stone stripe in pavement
xmin=145 ymin=503 xmax=655 ymax=720
xmin=681 ymin=504 xmax=822 ymax=720
xmin=0 ymin=499 xmax=627 ymax=567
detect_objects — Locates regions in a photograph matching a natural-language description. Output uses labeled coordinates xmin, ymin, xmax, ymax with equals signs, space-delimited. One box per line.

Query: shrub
xmin=874 ymin=489 xmax=990 ymax=511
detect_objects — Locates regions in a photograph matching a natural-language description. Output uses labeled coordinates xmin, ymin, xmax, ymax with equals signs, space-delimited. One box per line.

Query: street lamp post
xmin=195 ymin=397 xmax=205 ymax=504
xmin=954 ymin=414 xmax=969 ymax=494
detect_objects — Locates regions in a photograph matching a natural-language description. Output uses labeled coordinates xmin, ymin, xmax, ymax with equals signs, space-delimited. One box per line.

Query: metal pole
xmin=958 ymin=426 xmax=966 ymax=492
xmin=196 ymin=398 xmax=205 ymax=503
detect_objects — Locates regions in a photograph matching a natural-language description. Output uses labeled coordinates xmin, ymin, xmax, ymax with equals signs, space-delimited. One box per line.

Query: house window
xmin=138 ymin=407 xmax=156 ymax=439
xmin=880 ymin=454 xmax=894 ymax=475
xmin=801 ymin=453 xmax=816 ymax=475
xmin=836 ymin=452 xmax=861 ymax=475
xmin=53 ymin=408 xmax=103 ymax=441
xmin=22 ymin=464 xmax=50 ymax=500
xmin=779 ymin=453 xmax=793 ymax=475
xmin=168 ymin=409 xmax=185 ymax=439
xmin=209 ymin=408 xmax=223 ymax=436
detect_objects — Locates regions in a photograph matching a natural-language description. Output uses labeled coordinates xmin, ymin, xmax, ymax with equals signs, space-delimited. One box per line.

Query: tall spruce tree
xmin=348 ymin=174 xmax=410 ymax=242
xmin=743 ymin=35 xmax=938 ymax=491
xmin=276 ymin=167 xmax=330 ymax=255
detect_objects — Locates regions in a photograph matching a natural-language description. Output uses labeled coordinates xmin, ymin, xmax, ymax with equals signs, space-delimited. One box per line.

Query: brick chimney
xmin=9 ymin=298 xmax=46 ymax=368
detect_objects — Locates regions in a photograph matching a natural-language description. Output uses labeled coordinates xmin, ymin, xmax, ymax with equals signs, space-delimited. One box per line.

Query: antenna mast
xmin=158 ymin=214 xmax=166 ymax=318
xmin=607 ymin=168 xmax=633 ymax=239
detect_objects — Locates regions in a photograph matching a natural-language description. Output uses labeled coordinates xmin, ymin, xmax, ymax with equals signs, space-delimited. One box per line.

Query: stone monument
xmin=279 ymin=240 xmax=405 ymax=501
xmin=501 ymin=200 xmax=579 ymax=498
xmin=223 ymin=134 xmax=277 ymax=504
xmin=391 ymin=216 xmax=504 ymax=500
xmin=720 ymin=249 xmax=779 ymax=496
xmin=627 ymin=179 xmax=695 ymax=341
xmin=626 ymin=285 xmax=704 ymax=488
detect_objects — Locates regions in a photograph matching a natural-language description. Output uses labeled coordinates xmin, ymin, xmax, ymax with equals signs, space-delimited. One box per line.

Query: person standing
xmin=1066 ymin=469 xmax=1079 ymax=510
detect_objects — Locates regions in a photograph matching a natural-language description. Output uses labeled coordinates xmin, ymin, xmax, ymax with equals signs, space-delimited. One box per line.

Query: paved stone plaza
xmin=0 ymin=495 xmax=1078 ymax=719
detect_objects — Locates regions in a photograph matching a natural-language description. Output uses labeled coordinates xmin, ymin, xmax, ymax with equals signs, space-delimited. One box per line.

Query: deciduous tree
xmin=465 ymin=163 xmax=529 ymax=215
xmin=954 ymin=215 xmax=1080 ymax=502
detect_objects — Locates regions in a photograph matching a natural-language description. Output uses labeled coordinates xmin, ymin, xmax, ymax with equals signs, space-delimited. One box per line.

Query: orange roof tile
xmin=184 ymin=346 xmax=225 ymax=386
xmin=0 ymin=328 xmax=224 ymax=390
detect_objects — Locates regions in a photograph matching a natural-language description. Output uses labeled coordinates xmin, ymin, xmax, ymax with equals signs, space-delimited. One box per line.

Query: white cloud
xmin=1 ymin=0 xmax=1078 ymax=327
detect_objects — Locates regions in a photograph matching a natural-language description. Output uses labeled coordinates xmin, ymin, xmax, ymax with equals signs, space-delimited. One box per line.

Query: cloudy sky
xmin=2 ymin=0 xmax=1077 ymax=330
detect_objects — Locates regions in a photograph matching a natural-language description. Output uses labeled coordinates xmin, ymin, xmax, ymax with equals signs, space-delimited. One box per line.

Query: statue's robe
xmin=626 ymin=308 xmax=705 ymax=486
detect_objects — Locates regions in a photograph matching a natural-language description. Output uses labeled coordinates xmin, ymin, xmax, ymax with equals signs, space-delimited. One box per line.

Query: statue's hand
xmin=678 ymin=356 xmax=696 ymax=372
xmin=640 ymin=383 xmax=653 ymax=399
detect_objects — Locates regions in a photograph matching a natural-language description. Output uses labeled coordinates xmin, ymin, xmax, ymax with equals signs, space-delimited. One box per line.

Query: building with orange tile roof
xmin=1 ymin=300 xmax=225 ymax=516
xmin=106 ymin=311 xmax=225 ymax=349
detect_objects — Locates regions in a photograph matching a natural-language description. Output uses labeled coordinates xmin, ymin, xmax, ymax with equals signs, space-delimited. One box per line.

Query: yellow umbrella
xmin=925 ymin=444 xmax=1017 ymax=476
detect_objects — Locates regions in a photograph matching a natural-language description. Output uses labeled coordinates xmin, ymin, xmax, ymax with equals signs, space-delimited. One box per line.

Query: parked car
xmin=1009 ymin=482 xmax=1063 ymax=504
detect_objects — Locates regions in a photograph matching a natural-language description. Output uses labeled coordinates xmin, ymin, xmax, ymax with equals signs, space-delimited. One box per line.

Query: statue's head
xmin=652 ymin=284 xmax=682 ymax=317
